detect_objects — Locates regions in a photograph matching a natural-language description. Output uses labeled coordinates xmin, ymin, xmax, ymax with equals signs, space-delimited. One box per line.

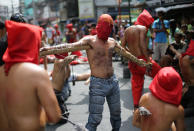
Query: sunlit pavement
xmin=44 ymin=58 xmax=152 ymax=131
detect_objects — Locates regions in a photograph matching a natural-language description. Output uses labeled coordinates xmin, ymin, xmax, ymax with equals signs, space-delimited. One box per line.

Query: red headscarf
xmin=135 ymin=9 xmax=154 ymax=28
xmin=3 ymin=20 xmax=43 ymax=75
xmin=96 ymin=14 xmax=113 ymax=41
xmin=66 ymin=23 xmax=73 ymax=31
xmin=149 ymin=67 xmax=182 ymax=106
xmin=54 ymin=24 xmax=58 ymax=29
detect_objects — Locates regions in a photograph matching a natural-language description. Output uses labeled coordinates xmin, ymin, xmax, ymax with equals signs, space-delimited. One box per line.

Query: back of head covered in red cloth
xmin=149 ymin=67 xmax=182 ymax=106
xmin=66 ymin=23 xmax=73 ymax=31
xmin=96 ymin=14 xmax=113 ymax=41
xmin=135 ymin=9 xmax=154 ymax=29
xmin=3 ymin=20 xmax=43 ymax=75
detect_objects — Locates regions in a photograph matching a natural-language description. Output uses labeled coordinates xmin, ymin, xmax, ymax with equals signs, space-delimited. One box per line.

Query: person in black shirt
xmin=160 ymin=32 xmax=187 ymax=69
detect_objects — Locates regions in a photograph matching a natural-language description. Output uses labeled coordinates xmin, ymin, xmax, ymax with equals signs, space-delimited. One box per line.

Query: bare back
xmin=0 ymin=63 xmax=60 ymax=131
xmin=137 ymin=93 xmax=185 ymax=131
xmin=122 ymin=25 xmax=148 ymax=58
xmin=86 ymin=36 xmax=116 ymax=78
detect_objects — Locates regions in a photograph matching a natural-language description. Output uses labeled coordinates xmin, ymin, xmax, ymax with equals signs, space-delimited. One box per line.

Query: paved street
xmin=44 ymin=57 xmax=152 ymax=131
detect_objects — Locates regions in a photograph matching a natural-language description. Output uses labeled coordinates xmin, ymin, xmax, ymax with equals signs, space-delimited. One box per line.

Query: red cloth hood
xmin=96 ymin=14 xmax=113 ymax=41
xmin=135 ymin=9 xmax=154 ymax=28
xmin=66 ymin=24 xmax=73 ymax=31
xmin=90 ymin=28 xmax=97 ymax=35
xmin=149 ymin=67 xmax=182 ymax=106
xmin=182 ymin=39 xmax=194 ymax=57
xmin=3 ymin=20 xmax=43 ymax=75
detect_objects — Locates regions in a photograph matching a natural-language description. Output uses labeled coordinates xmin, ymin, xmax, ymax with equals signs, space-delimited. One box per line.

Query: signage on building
xmin=0 ymin=5 xmax=8 ymax=18
xmin=78 ymin=0 xmax=94 ymax=19
xmin=95 ymin=0 xmax=118 ymax=6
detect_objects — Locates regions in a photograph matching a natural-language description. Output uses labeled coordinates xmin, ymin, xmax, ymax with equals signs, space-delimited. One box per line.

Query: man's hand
xmin=145 ymin=62 xmax=152 ymax=75
xmin=40 ymin=46 xmax=51 ymax=52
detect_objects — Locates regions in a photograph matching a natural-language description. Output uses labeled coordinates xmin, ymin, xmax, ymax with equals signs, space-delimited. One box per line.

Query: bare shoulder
xmin=108 ymin=37 xmax=115 ymax=41
xmin=14 ymin=63 xmax=49 ymax=84
xmin=139 ymin=93 xmax=150 ymax=105
xmin=81 ymin=35 xmax=96 ymax=45
xmin=108 ymin=37 xmax=117 ymax=46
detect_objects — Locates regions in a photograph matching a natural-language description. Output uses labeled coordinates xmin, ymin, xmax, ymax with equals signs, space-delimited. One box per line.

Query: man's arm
xmin=114 ymin=40 xmax=151 ymax=67
xmin=39 ymin=37 xmax=92 ymax=57
xmin=132 ymin=94 xmax=149 ymax=128
xmin=37 ymin=69 xmax=61 ymax=123
xmin=139 ymin=29 xmax=150 ymax=63
xmin=121 ymin=34 xmax=130 ymax=52
xmin=132 ymin=108 xmax=141 ymax=128
xmin=169 ymin=45 xmax=182 ymax=59
xmin=174 ymin=106 xmax=185 ymax=131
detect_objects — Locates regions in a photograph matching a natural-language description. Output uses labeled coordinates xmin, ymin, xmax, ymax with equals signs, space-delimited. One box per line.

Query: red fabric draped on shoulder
xmin=3 ymin=20 xmax=43 ymax=75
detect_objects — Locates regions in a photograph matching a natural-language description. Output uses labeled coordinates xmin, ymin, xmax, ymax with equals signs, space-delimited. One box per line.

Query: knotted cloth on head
xmin=3 ymin=20 xmax=43 ymax=75
xmin=96 ymin=14 xmax=113 ymax=41
xmin=149 ymin=67 xmax=182 ymax=106
xmin=135 ymin=9 xmax=154 ymax=28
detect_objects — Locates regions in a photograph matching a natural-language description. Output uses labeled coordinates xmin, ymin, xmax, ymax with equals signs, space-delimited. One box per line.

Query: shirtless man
xmin=40 ymin=14 xmax=151 ymax=131
xmin=0 ymin=20 xmax=61 ymax=131
xmin=133 ymin=67 xmax=185 ymax=131
xmin=121 ymin=10 xmax=161 ymax=110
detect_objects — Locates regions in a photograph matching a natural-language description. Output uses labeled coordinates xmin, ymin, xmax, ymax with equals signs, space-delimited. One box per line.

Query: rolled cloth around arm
xmin=3 ymin=20 xmax=43 ymax=75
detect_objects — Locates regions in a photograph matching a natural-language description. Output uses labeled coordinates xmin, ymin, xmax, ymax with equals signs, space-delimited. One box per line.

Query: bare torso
xmin=0 ymin=63 xmax=47 ymax=131
xmin=139 ymin=93 xmax=184 ymax=131
xmin=123 ymin=25 xmax=147 ymax=57
xmin=86 ymin=36 xmax=116 ymax=78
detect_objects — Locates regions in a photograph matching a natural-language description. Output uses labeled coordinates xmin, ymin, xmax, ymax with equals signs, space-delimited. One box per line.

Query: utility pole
xmin=118 ymin=0 xmax=122 ymax=27
xmin=11 ymin=0 xmax=14 ymax=14
xmin=32 ymin=0 xmax=37 ymax=25
xmin=128 ymin=0 xmax=131 ymax=25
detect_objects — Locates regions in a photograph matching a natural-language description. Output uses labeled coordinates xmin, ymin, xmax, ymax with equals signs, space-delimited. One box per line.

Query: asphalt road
xmin=44 ymin=56 xmax=153 ymax=131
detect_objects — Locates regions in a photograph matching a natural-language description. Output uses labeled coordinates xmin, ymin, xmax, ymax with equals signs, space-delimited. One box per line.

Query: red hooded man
xmin=40 ymin=14 xmax=152 ymax=131
xmin=121 ymin=9 xmax=161 ymax=110
xmin=66 ymin=23 xmax=82 ymax=57
xmin=133 ymin=67 xmax=185 ymax=131
xmin=0 ymin=21 xmax=61 ymax=130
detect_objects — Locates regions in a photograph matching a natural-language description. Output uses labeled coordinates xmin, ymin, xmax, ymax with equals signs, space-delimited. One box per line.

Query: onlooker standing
xmin=46 ymin=24 xmax=54 ymax=45
xmin=53 ymin=24 xmax=61 ymax=45
xmin=152 ymin=9 xmax=169 ymax=63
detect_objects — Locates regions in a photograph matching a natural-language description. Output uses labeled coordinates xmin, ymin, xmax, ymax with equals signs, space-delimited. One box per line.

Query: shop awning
xmin=158 ymin=3 xmax=194 ymax=12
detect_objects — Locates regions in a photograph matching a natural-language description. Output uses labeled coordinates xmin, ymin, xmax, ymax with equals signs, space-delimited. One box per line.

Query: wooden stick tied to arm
xmin=114 ymin=45 xmax=151 ymax=67
xmin=39 ymin=43 xmax=91 ymax=57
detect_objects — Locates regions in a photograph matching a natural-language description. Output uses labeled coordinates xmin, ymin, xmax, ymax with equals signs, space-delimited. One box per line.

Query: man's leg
xmin=153 ymin=43 xmax=160 ymax=63
xmin=160 ymin=43 xmax=168 ymax=60
xmin=86 ymin=86 xmax=105 ymax=131
xmin=131 ymin=73 xmax=144 ymax=109
xmin=106 ymin=79 xmax=121 ymax=131
xmin=54 ymin=89 xmax=69 ymax=124
xmin=159 ymin=55 xmax=173 ymax=67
